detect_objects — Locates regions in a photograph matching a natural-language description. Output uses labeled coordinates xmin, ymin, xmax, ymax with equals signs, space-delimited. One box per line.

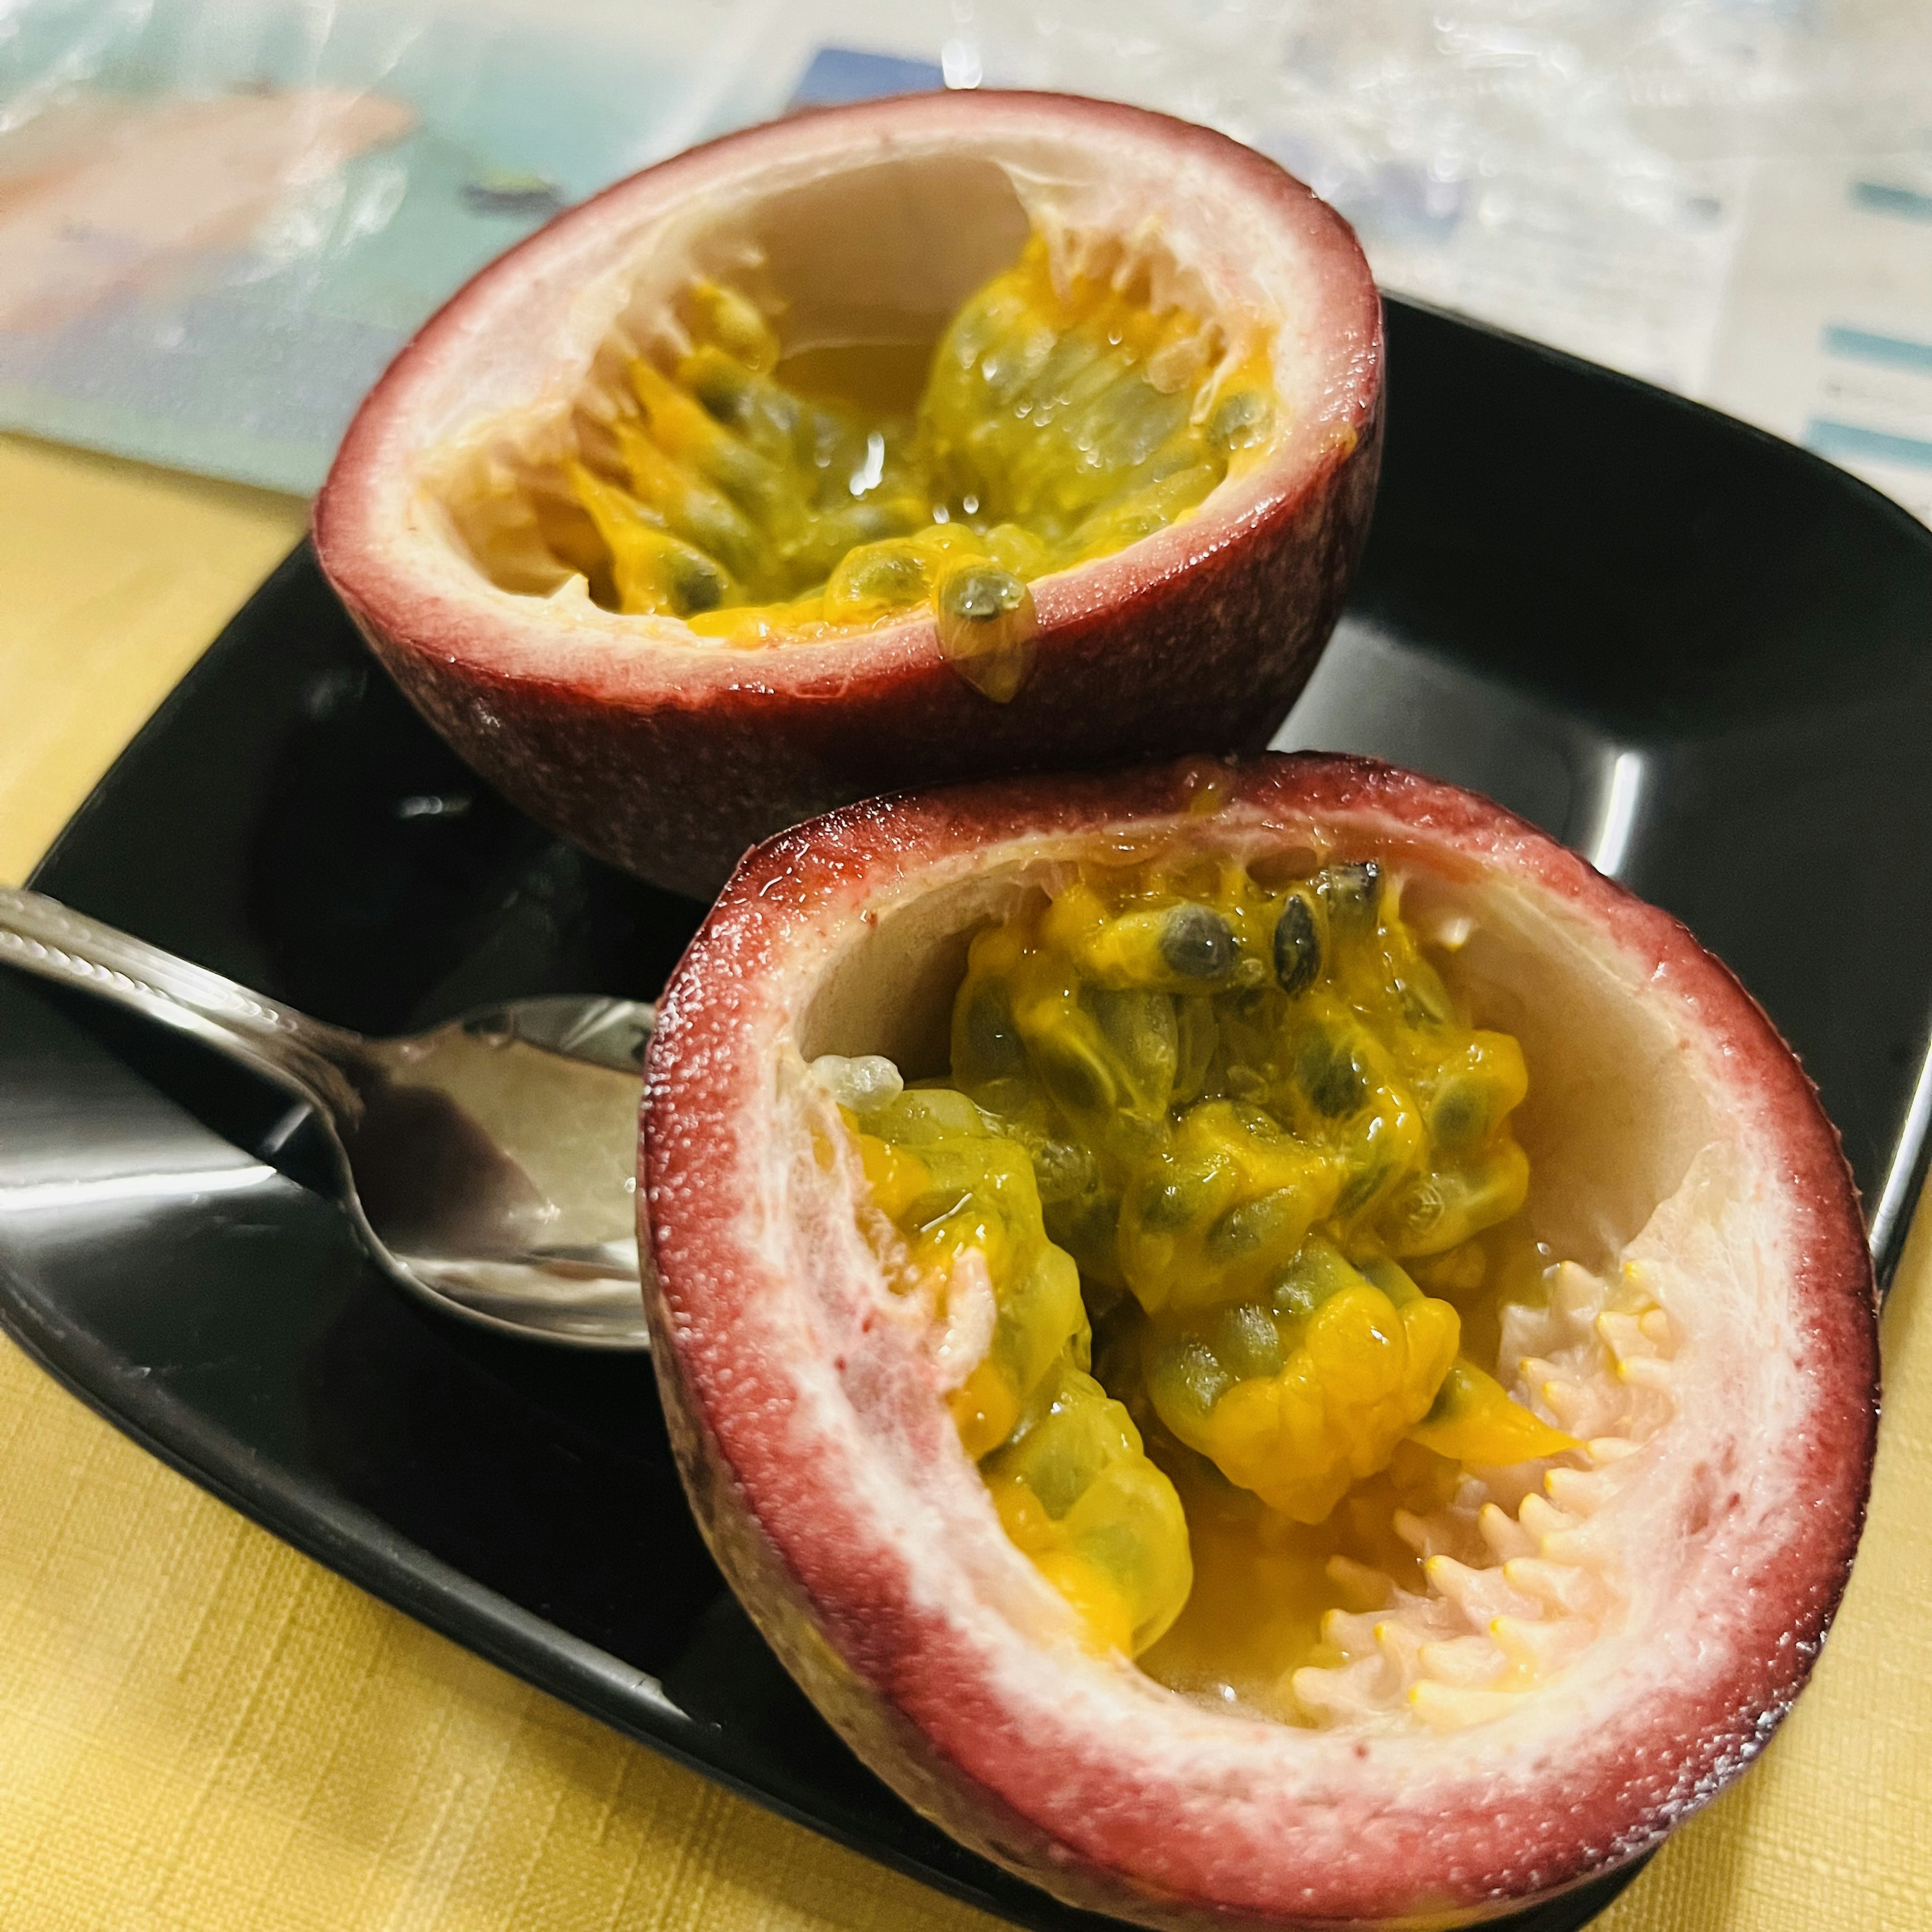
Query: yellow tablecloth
xmin=1 ymin=428 xmax=1926 ymax=1932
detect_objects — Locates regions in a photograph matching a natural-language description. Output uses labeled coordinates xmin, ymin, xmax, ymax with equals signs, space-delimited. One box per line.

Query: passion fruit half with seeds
xmin=313 ymin=93 xmax=1381 ymax=899
xmin=643 ymin=753 xmax=1877 ymax=1930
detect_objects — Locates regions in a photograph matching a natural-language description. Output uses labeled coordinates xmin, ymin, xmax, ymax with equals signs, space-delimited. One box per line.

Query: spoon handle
xmin=0 ymin=886 xmax=365 ymax=1122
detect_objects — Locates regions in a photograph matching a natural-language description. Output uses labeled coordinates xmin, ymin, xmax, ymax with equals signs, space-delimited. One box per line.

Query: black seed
xmin=1157 ymin=1337 xmax=1233 ymax=1418
xmin=1335 ymin=1160 xmax=1392 ymax=1216
xmin=1270 ymin=1266 xmax=1319 ymax=1323
xmin=1299 ymin=1029 xmax=1367 ymax=1117
xmin=938 ymin=565 xmax=1028 ymax=624
xmin=1430 ymin=1080 xmax=1486 ymax=1151
xmin=1381 ymin=1175 xmax=1445 ymax=1242
xmin=1273 ymin=892 xmax=1322 ymax=995
xmin=1357 ymin=1256 xmax=1422 ymax=1306
xmin=1038 ymin=1037 xmax=1114 ymax=1115
xmin=1214 ymin=1302 xmax=1285 ymax=1380
xmin=1206 ymin=1188 xmax=1303 ymax=1259
xmin=1110 ymin=1109 xmax=1166 ymax=1162
xmin=1029 ymin=1137 xmax=1098 ymax=1205
xmin=1010 ymin=1423 xmax=1095 ymax=1520
xmin=1209 ymin=390 xmax=1274 ymax=454
xmin=1044 ymin=1190 xmax=1120 ymax=1270
xmin=1159 ymin=904 xmax=1235 ymax=981
xmin=1081 ymin=985 xmax=1178 ymax=1085
xmin=1324 ymin=861 xmax=1382 ymax=931
xmin=1270 ymin=1241 xmax=1356 ymax=1321
xmin=1173 ymin=997 xmax=1218 ymax=1100
xmin=1399 ymin=982 xmax=1449 ymax=1029
xmin=1074 ymin=1518 xmax=1142 ymax=1577
xmin=971 ymin=1076 xmax=1033 ymax=1124
xmin=689 ymin=359 xmax=753 ymax=428
xmin=1421 ymin=1371 xmax=1461 ymax=1427
xmin=964 ymin=986 xmax=1025 ymax=1080
xmin=1136 ymin=1164 xmax=1214 ymax=1233
xmin=667 ymin=549 xmax=730 ymax=615
xmin=849 ymin=548 xmax=930 ymax=603
xmin=1225 ymin=983 xmax=1269 ymax=1022
xmin=1224 ymin=1064 xmax=1267 ymax=1101
xmin=1081 ymin=377 xmax=1188 ymax=471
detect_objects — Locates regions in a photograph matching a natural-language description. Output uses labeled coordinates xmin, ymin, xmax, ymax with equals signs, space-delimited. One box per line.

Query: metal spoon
xmin=0 ymin=886 xmax=653 ymax=1349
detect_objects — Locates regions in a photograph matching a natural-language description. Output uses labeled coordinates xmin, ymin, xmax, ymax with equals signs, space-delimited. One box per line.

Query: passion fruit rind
xmin=643 ymin=753 xmax=1876 ymax=1929
xmin=315 ymin=93 xmax=1382 ymax=899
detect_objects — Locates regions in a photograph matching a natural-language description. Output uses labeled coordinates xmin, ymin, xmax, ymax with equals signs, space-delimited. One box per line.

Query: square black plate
xmin=3 ymin=300 xmax=1928 ymax=1932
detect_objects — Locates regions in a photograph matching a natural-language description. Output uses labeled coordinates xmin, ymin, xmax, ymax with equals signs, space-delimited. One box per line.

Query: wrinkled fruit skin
xmin=642 ymin=754 xmax=1878 ymax=1931
xmin=313 ymin=94 xmax=1383 ymax=900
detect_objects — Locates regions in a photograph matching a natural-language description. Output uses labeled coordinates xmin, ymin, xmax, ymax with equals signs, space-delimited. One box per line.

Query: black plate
xmin=4 ymin=300 xmax=1928 ymax=1932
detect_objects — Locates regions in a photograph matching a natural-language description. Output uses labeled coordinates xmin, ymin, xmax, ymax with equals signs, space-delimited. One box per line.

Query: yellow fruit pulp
xmin=847 ymin=849 xmax=1575 ymax=1694
xmin=852 ymin=1094 xmax=1193 ymax=1658
xmin=553 ymin=234 xmax=1276 ymax=657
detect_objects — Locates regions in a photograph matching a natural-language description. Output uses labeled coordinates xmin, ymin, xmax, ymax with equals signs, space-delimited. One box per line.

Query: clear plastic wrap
xmin=0 ymin=0 xmax=778 ymax=488
xmin=3 ymin=1 xmax=1927 ymax=514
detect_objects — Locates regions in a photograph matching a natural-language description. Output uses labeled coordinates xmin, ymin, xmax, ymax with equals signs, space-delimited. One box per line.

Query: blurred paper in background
xmin=0 ymin=0 xmax=777 ymax=490
xmin=2 ymin=0 xmax=1929 ymax=522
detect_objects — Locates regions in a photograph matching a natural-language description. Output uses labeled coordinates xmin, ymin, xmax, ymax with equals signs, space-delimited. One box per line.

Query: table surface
xmin=1 ymin=426 xmax=1928 ymax=1932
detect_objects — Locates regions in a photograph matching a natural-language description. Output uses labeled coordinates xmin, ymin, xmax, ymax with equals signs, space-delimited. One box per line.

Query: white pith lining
xmin=1292 ymin=1251 xmax=1680 ymax=1732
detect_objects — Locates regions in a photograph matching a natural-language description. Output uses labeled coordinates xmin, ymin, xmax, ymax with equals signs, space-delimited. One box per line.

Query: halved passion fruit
xmin=643 ymin=754 xmax=1877 ymax=1929
xmin=313 ymin=94 xmax=1381 ymax=899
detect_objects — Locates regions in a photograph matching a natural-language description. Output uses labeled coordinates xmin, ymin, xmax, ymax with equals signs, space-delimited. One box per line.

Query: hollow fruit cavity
xmin=443 ymin=231 xmax=1277 ymax=690
xmin=818 ymin=841 xmax=1679 ymax=1732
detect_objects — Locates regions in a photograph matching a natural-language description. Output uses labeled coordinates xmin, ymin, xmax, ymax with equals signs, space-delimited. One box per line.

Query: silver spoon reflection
xmin=0 ymin=887 xmax=652 ymax=1349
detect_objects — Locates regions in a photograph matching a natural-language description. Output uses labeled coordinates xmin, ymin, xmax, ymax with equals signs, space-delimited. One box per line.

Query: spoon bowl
xmin=0 ymin=887 xmax=653 ymax=1348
